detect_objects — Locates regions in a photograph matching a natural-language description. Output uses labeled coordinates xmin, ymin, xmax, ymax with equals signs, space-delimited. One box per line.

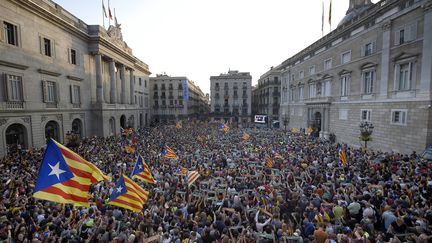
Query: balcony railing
xmin=46 ymin=102 xmax=57 ymax=108
xmin=6 ymin=101 xmax=24 ymax=109
xmin=72 ymin=103 xmax=81 ymax=108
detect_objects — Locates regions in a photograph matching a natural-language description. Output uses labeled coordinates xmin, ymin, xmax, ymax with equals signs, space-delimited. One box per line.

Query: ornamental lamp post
xmin=359 ymin=121 xmax=374 ymax=148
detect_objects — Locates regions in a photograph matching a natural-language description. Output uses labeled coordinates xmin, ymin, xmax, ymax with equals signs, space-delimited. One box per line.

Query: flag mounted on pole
xmin=329 ymin=0 xmax=332 ymax=30
xmin=108 ymin=0 xmax=113 ymax=20
xmin=185 ymin=170 xmax=200 ymax=187
xmin=163 ymin=146 xmax=178 ymax=159
xmin=130 ymin=155 xmax=156 ymax=184
xmin=108 ymin=175 xmax=149 ymax=212
xmin=102 ymin=0 xmax=107 ymax=18
xmin=339 ymin=148 xmax=348 ymax=166
xmin=265 ymin=155 xmax=273 ymax=168
xmin=33 ymin=139 xmax=109 ymax=207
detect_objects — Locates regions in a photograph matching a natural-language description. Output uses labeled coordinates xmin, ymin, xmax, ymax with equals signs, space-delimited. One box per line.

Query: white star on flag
xmin=116 ymin=185 xmax=123 ymax=193
xmin=138 ymin=164 xmax=143 ymax=169
xmin=48 ymin=162 xmax=66 ymax=180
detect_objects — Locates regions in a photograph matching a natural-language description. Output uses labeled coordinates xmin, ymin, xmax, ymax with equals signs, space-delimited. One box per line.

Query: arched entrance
xmin=71 ymin=119 xmax=83 ymax=138
xmin=109 ymin=117 xmax=116 ymax=136
xmin=120 ymin=115 xmax=126 ymax=129
xmin=5 ymin=123 xmax=27 ymax=151
xmin=128 ymin=115 xmax=134 ymax=129
xmin=45 ymin=121 xmax=60 ymax=141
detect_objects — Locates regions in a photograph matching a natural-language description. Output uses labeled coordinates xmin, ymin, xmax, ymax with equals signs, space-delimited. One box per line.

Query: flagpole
xmin=102 ymin=0 xmax=105 ymax=29
xmin=108 ymin=0 xmax=111 ymax=26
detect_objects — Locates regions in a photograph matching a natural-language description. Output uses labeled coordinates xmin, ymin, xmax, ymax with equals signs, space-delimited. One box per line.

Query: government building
xmin=210 ymin=70 xmax=252 ymax=126
xmin=0 ymin=0 xmax=151 ymax=156
xmin=253 ymin=67 xmax=281 ymax=126
xmin=149 ymin=74 xmax=209 ymax=124
xmin=278 ymin=0 xmax=432 ymax=154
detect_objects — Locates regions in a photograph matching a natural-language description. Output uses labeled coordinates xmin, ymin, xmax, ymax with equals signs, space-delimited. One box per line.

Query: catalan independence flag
xmin=218 ymin=122 xmax=230 ymax=133
xmin=33 ymin=139 xmax=109 ymax=207
xmin=164 ymin=146 xmax=178 ymax=159
xmin=185 ymin=170 xmax=200 ymax=187
xmin=175 ymin=165 xmax=188 ymax=176
xmin=242 ymin=132 xmax=251 ymax=141
xmin=265 ymin=155 xmax=273 ymax=168
xmin=175 ymin=121 xmax=182 ymax=129
xmin=130 ymin=155 xmax=156 ymax=184
xmin=339 ymin=148 xmax=348 ymax=166
xmin=108 ymin=175 xmax=149 ymax=212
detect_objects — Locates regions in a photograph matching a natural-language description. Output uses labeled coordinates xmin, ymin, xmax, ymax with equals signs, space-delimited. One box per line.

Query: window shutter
xmin=395 ymin=30 xmax=401 ymax=46
xmin=55 ymin=82 xmax=59 ymax=102
xmin=39 ymin=36 xmax=43 ymax=54
xmin=70 ymin=85 xmax=74 ymax=103
xmin=51 ymin=39 xmax=56 ymax=58
xmin=372 ymin=40 xmax=376 ymax=54
xmin=18 ymin=77 xmax=24 ymax=101
xmin=67 ymin=48 xmax=71 ymax=64
xmin=42 ymin=80 xmax=47 ymax=102
xmin=0 ymin=22 xmax=4 ymax=42
xmin=361 ymin=45 xmax=365 ymax=57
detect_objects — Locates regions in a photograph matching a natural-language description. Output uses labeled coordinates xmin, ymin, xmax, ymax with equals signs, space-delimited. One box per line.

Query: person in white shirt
xmin=255 ymin=209 xmax=272 ymax=233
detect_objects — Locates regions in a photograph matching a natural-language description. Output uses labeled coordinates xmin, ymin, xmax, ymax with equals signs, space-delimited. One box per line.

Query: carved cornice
xmin=0 ymin=60 xmax=29 ymax=70
xmin=66 ymin=75 xmax=84 ymax=81
xmin=38 ymin=69 xmax=61 ymax=77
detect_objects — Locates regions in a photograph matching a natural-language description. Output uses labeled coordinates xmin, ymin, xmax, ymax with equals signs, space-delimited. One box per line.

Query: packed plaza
xmin=0 ymin=123 xmax=431 ymax=242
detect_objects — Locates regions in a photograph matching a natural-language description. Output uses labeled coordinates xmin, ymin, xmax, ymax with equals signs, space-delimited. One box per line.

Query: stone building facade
xmin=255 ymin=68 xmax=281 ymax=124
xmin=150 ymin=74 xmax=209 ymax=124
xmin=279 ymin=0 xmax=432 ymax=154
xmin=210 ymin=70 xmax=252 ymax=125
xmin=0 ymin=0 xmax=151 ymax=156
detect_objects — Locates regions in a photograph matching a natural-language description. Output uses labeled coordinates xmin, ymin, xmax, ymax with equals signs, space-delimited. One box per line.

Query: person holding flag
xmin=108 ymin=174 xmax=149 ymax=212
xmin=33 ymin=139 xmax=109 ymax=207
xmin=130 ymin=155 xmax=156 ymax=184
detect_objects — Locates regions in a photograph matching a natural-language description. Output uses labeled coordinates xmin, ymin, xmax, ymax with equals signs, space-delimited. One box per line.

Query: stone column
xmin=95 ymin=54 xmax=104 ymax=103
xmin=379 ymin=21 xmax=391 ymax=99
xmin=120 ymin=65 xmax=126 ymax=104
xmin=420 ymin=4 xmax=432 ymax=98
xmin=130 ymin=69 xmax=135 ymax=104
xmin=109 ymin=60 xmax=116 ymax=104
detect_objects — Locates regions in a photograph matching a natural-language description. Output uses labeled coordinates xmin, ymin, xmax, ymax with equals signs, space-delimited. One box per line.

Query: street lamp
xmin=359 ymin=121 xmax=374 ymax=148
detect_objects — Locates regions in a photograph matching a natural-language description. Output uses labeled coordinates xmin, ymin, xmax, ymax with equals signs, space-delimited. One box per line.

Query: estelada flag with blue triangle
xmin=108 ymin=174 xmax=149 ymax=212
xmin=33 ymin=139 xmax=109 ymax=207
xmin=130 ymin=155 xmax=156 ymax=184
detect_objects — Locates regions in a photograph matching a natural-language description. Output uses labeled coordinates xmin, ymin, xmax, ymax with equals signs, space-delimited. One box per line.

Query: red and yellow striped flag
xmin=130 ymin=156 xmax=156 ymax=184
xmin=108 ymin=175 xmax=149 ymax=212
xmin=339 ymin=148 xmax=348 ymax=166
xmin=242 ymin=132 xmax=251 ymax=141
xmin=33 ymin=139 xmax=109 ymax=207
xmin=265 ymin=155 xmax=273 ymax=168
xmin=164 ymin=146 xmax=178 ymax=159
xmin=186 ymin=170 xmax=200 ymax=187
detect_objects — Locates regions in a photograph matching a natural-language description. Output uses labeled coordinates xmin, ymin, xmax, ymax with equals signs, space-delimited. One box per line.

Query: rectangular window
xmin=3 ymin=21 xmax=19 ymax=46
xmin=341 ymin=51 xmax=351 ymax=64
xmin=364 ymin=42 xmax=374 ymax=56
xmin=340 ymin=75 xmax=350 ymax=96
xmin=139 ymin=78 xmax=142 ymax=86
xmin=309 ymin=66 xmax=315 ymax=75
xmin=363 ymin=71 xmax=374 ymax=94
xmin=398 ymin=63 xmax=413 ymax=91
xmin=42 ymin=81 xmax=57 ymax=103
xmin=6 ymin=74 xmax=23 ymax=101
xmin=361 ymin=110 xmax=371 ymax=121
xmin=299 ymin=86 xmax=304 ymax=100
xmin=309 ymin=84 xmax=316 ymax=98
xmin=299 ymin=71 xmax=304 ymax=79
xmin=324 ymin=59 xmax=332 ymax=70
xmin=179 ymin=100 xmax=183 ymax=106
xmin=391 ymin=110 xmax=407 ymax=125
xmin=399 ymin=29 xmax=405 ymax=45
xmin=144 ymin=80 xmax=147 ymax=88
xmin=43 ymin=38 xmax=52 ymax=56
xmin=70 ymin=49 xmax=77 ymax=65
xmin=70 ymin=85 xmax=81 ymax=104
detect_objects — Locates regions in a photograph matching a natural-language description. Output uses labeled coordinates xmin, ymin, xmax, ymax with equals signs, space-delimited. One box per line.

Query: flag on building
xmin=185 ymin=170 xmax=200 ymax=187
xmin=243 ymin=132 xmax=251 ymax=141
xmin=102 ymin=0 xmax=107 ymax=18
xmin=130 ymin=155 xmax=156 ymax=184
xmin=329 ymin=0 xmax=332 ymax=26
xmin=33 ymin=139 xmax=109 ymax=207
xmin=265 ymin=155 xmax=273 ymax=168
xmin=163 ymin=146 xmax=178 ymax=159
xmin=322 ymin=0 xmax=325 ymax=34
xmin=175 ymin=121 xmax=182 ymax=129
xmin=124 ymin=145 xmax=135 ymax=154
xmin=175 ymin=165 xmax=188 ymax=176
xmin=108 ymin=0 xmax=113 ymax=20
xmin=108 ymin=175 xmax=149 ymax=212
xmin=339 ymin=148 xmax=348 ymax=166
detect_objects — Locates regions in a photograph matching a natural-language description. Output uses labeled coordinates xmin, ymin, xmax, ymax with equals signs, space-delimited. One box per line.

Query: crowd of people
xmin=0 ymin=121 xmax=431 ymax=243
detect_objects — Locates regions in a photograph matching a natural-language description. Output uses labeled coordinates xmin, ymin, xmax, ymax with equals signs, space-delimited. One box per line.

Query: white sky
xmin=54 ymin=0 xmax=378 ymax=94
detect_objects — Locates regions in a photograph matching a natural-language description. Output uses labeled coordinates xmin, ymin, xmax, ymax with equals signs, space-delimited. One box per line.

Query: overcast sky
xmin=54 ymin=0 xmax=378 ymax=94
